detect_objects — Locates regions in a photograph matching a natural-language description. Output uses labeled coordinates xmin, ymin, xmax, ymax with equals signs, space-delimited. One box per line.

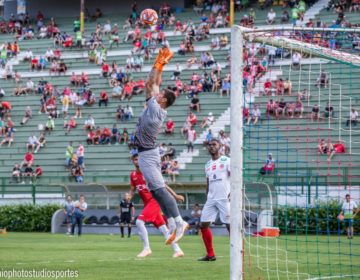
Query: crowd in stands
xmin=1 ymin=0 xmax=359 ymax=185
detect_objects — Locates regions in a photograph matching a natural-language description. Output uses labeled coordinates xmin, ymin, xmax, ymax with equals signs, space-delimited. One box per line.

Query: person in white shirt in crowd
xmin=201 ymin=112 xmax=215 ymax=128
xmin=103 ymin=20 xmax=111 ymax=34
xmin=0 ymin=88 xmax=5 ymax=98
xmin=124 ymin=105 xmax=133 ymax=120
xmin=26 ymin=133 xmax=40 ymax=153
xmin=25 ymin=78 xmax=34 ymax=94
xmin=63 ymin=195 xmax=75 ymax=234
xmin=339 ymin=194 xmax=358 ymax=239
xmin=21 ymin=106 xmax=32 ymax=125
xmin=83 ymin=114 xmax=95 ymax=130
xmin=219 ymin=130 xmax=230 ymax=155
xmin=292 ymin=52 xmax=302 ymax=70
xmin=346 ymin=108 xmax=358 ymax=127
xmin=247 ymin=104 xmax=261 ymax=125
xmin=45 ymin=48 xmax=54 ymax=61
xmin=266 ymin=9 xmax=276 ymax=24
xmin=23 ymin=49 xmax=33 ymax=62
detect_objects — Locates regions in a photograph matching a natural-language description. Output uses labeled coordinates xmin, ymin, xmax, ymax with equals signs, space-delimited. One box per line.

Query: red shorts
xmin=137 ymin=199 xmax=165 ymax=228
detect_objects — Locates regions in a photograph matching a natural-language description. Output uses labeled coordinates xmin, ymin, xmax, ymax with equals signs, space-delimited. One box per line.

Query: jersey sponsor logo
xmin=220 ymin=164 xmax=224 ymax=169
xmin=136 ymin=184 xmax=148 ymax=192
xmin=213 ymin=174 xmax=217 ymax=179
xmin=212 ymin=164 xmax=216 ymax=170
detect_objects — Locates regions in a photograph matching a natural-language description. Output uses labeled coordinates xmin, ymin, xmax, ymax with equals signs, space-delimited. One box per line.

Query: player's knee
xmin=136 ymin=219 xmax=144 ymax=227
xmin=200 ymin=222 xmax=210 ymax=229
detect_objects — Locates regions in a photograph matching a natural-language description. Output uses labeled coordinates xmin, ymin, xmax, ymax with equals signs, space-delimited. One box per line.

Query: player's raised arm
xmin=145 ymin=45 xmax=174 ymax=100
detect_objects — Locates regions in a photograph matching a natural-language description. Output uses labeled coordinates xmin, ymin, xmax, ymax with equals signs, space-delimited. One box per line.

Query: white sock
xmin=159 ymin=225 xmax=181 ymax=252
xmin=136 ymin=219 xmax=150 ymax=250
xmin=174 ymin=215 xmax=184 ymax=227
xmin=167 ymin=217 xmax=176 ymax=232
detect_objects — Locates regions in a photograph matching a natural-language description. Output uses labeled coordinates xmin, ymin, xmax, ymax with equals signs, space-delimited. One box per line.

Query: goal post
xmin=230 ymin=25 xmax=360 ymax=280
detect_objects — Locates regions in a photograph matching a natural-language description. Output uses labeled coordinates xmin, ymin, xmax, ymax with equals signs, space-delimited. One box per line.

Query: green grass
xmin=0 ymin=233 xmax=359 ymax=279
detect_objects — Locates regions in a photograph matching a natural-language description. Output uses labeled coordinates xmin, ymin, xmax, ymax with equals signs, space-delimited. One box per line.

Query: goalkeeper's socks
xmin=128 ymin=226 xmax=132 ymax=238
xmin=201 ymin=227 xmax=215 ymax=257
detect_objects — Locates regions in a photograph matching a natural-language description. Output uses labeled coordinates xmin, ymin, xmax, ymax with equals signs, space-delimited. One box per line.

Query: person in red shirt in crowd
xmin=266 ymin=99 xmax=278 ymax=118
xmin=144 ymin=29 xmax=152 ymax=41
xmin=276 ymin=78 xmax=285 ymax=95
xmin=54 ymin=48 xmax=61 ymax=60
xmin=45 ymin=96 xmax=56 ymax=113
xmin=174 ymin=20 xmax=182 ymax=33
xmin=187 ymin=112 xmax=197 ymax=127
xmin=36 ymin=11 xmax=44 ymax=21
xmin=165 ymin=118 xmax=175 ymax=135
xmin=134 ymin=26 xmax=141 ymax=40
xmin=101 ymin=62 xmax=110 ymax=78
xmin=6 ymin=117 xmax=14 ymax=129
xmin=64 ymin=116 xmax=77 ymax=135
xmin=264 ymin=78 xmax=272 ymax=96
xmin=80 ymin=72 xmax=88 ymax=85
xmin=175 ymin=77 xmax=184 ymax=94
xmin=30 ymin=57 xmax=39 ymax=71
xmin=70 ymin=72 xmax=80 ymax=86
xmin=20 ymin=152 xmax=34 ymax=169
xmin=100 ymin=127 xmax=111 ymax=144
xmin=99 ymin=90 xmax=109 ymax=107
xmin=1 ymin=101 xmax=12 ymax=113
xmin=121 ymin=81 xmax=133 ymax=101
xmin=34 ymin=165 xmax=43 ymax=179
xmin=94 ymin=127 xmax=102 ymax=145
xmin=63 ymin=36 xmax=73 ymax=48
xmin=87 ymin=129 xmax=96 ymax=145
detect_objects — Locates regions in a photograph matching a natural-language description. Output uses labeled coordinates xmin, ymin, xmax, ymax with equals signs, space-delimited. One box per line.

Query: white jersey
xmin=342 ymin=200 xmax=358 ymax=219
xmin=205 ymin=156 xmax=230 ymax=200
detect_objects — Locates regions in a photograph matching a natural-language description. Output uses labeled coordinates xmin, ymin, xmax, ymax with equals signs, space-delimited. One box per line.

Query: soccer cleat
xmin=173 ymin=250 xmax=185 ymax=258
xmin=153 ymin=47 xmax=174 ymax=71
xmin=197 ymin=255 xmax=217 ymax=262
xmin=165 ymin=230 xmax=176 ymax=245
xmin=173 ymin=222 xmax=189 ymax=244
xmin=137 ymin=249 xmax=152 ymax=258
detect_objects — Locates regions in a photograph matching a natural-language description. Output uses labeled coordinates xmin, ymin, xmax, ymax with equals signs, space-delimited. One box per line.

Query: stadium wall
xmin=4 ymin=0 xmax=186 ymax=19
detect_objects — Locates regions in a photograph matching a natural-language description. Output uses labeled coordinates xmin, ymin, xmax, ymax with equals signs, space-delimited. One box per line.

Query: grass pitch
xmin=0 ymin=233 xmax=359 ymax=280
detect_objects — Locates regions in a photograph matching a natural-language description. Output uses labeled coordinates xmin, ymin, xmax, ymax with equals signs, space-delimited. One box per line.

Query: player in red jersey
xmin=129 ymin=154 xmax=185 ymax=258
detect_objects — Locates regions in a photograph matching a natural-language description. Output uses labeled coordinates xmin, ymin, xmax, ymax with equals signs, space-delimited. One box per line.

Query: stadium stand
xmin=0 ymin=0 xmax=359 ymax=205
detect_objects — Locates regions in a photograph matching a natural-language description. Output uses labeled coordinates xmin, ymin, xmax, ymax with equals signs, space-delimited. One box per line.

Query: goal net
xmin=230 ymin=25 xmax=360 ymax=280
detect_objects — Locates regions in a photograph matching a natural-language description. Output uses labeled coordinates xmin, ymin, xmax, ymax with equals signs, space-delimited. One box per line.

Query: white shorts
xmin=200 ymin=199 xmax=230 ymax=224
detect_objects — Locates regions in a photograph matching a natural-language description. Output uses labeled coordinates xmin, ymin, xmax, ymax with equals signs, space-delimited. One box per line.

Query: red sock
xmin=201 ymin=227 xmax=215 ymax=257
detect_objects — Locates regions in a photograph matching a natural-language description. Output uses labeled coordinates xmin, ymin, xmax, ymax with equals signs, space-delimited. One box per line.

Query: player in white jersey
xmin=339 ymin=194 xmax=358 ymax=239
xmin=198 ymin=138 xmax=230 ymax=261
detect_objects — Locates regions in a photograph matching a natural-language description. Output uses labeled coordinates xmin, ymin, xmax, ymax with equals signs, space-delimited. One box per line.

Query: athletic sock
xmin=136 ymin=219 xmax=150 ymax=250
xmin=128 ymin=226 xmax=132 ymax=237
xmin=159 ymin=225 xmax=181 ymax=252
xmin=120 ymin=226 xmax=124 ymax=237
xmin=201 ymin=227 xmax=215 ymax=257
xmin=174 ymin=215 xmax=184 ymax=227
xmin=167 ymin=217 xmax=176 ymax=232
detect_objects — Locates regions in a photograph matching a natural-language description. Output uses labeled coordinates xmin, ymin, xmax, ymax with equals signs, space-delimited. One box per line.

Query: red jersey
xmin=130 ymin=171 xmax=153 ymax=204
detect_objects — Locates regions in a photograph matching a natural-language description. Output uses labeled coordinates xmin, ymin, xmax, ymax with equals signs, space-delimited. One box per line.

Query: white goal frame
xmin=230 ymin=25 xmax=360 ymax=280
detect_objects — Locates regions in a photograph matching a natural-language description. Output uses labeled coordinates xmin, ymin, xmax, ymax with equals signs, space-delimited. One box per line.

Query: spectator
xmin=0 ymin=127 xmax=14 ymax=147
xmin=346 ymin=108 xmax=358 ymax=127
xmin=258 ymin=153 xmax=276 ymax=180
xmin=12 ymin=163 xmax=22 ymax=183
xmin=124 ymin=105 xmax=133 ymax=120
xmin=34 ymin=133 xmax=46 ymax=153
xmin=266 ymin=9 xmax=276 ymax=24
xmin=203 ymin=129 xmax=213 ymax=147
xmin=101 ymin=62 xmax=110 ymax=77
xmin=99 ymin=90 xmax=109 ymax=107
xmin=219 ymin=130 xmax=231 ymax=155
xmin=311 ymin=104 xmax=320 ymax=122
xmin=276 ymin=99 xmax=287 ymax=118
xmin=115 ymin=105 xmax=125 ymax=121
xmin=33 ymin=165 xmax=43 ymax=179
xmin=100 ymin=127 xmax=111 ymax=145
xmin=339 ymin=194 xmax=358 ymax=239
xmin=83 ymin=114 xmax=95 ymax=130
xmin=64 ymin=116 xmax=76 ymax=135
xmin=86 ymin=129 xmax=96 ymax=145
xmin=119 ymin=128 xmax=129 ymax=144
xmin=288 ymin=99 xmax=304 ymax=118
xmin=318 ymin=139 xmax=336 ymax=162
xmin=247 ymin=104 xmax=261 ymax=125
xmin=112 ymin=82 xmax=123 ymax=98
xmin=20 ymin=106 xmax=32 ymax=125
xmin=171 ymin=63 xmax=182 ymax=80
xmin=168 ymin=160 xmax=180 ymax=183
xmin=292 ymin=52 xmax=301 ymax=69
xmin=76 ymin=144 xmax=85 ymax=169
xmin=25 ymin=78 xmax=35 ymax=94
xmin=219 ymin=35 xmax=228 ymax=48
xmin=201 ymin=112 xmax=214 ymax=128
xmin=23 ymin=165 xmax=34 ymax=182
xmin=165 ymin=118 xmax=175 ymax=135
xmin=316 ymin=71 xmax=329 ymax=88
xmin=323 ymin=102 xmax=334 ymax=118
xmin=111 ymin=124 xmax=119 ymax=144
xmin=20 ymin=152 xmax=34 ymax=169
xmin=0 ymin=88 xmax=5 ymax=98
xmin=187 ymin=112 xmax=197 ymax=127
xmin=283 ymin=79 xmax=292 ymax=96
xmin=26 ymin=133 xmax=40 ymax=153
xmin=220 ymin=77 xmax=231 ymax=97
xmin=45 ymin=116 xmax=55 ymax=135
xmin=189 ymin=94 xmax=200 ymax=112
xmin=188 ymin=204 xmax=202 ymax=233
xmin=187 ymin=126 xmax=197 ymax=153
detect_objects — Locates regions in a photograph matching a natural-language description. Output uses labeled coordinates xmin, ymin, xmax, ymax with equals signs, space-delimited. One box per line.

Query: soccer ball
xmin=140 ymin=9 xmax=158 ymax=26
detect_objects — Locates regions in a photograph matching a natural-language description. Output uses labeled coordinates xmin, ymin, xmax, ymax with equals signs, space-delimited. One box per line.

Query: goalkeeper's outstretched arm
xmin=145 ymin=68 xmax=161 ymax=100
